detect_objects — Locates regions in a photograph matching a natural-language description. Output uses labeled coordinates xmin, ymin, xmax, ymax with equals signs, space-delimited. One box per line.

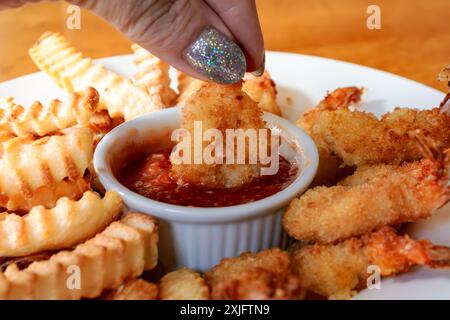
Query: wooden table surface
xmin=0 ymin=0 xmax=449 ymax=91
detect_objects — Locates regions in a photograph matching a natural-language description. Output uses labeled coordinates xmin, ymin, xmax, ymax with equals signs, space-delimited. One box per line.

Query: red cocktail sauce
xmin=118 ymin=148 xmax=298 ymax=207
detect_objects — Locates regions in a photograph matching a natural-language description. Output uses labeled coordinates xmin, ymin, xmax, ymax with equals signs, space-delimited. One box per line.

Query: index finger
xmin=205 ymin=0 xmax=265 ymax=73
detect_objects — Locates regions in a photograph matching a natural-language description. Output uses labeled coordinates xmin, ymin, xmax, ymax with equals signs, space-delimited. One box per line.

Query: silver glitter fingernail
xmin=184 ymin=27 xmax=247 ymax=84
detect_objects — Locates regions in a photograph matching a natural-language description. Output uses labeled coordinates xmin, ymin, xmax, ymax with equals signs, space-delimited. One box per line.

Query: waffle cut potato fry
xmin=131 ymin=44 xmax=177 ymax=107
xmin=0 ymin=191 xmax=122 ymax=258
xmin=29 ymin=32 xmax=165 ymax=121
xmin=0 ymin=213 xmax=158 ymax=300
xmin=107 ymin=278 xmax=158 ymax=300
xmin=0 ymin=127 xmax=94 ymax=211
xmin=159 ymin=268 xmax=210 ymax=300
xmin=0 ymin=87 xmax=99 ymax=137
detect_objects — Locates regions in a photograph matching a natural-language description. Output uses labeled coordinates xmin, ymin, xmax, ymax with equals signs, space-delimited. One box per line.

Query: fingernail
xmin=251 ymin=53 xmax=265 ymax=77
xmin=184 ymin=26 xmax=246 ymax=84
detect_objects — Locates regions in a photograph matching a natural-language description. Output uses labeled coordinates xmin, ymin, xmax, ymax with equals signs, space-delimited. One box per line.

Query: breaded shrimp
xmin=204 ymin=248 xmax=304 ymax=300
xmin=178 ymin=71 xmax=282 ymax=115
xmin=296 ymin=87 xmax=364 ymax=141
xmin=290 ymin=227 xmax=450 ymax=299
xmin=177 ymin=72 xmax=203 ymax=105
xmin=439 ymin=65 xmax=450 ymax=110
xmin=283 ymin=142 xmax=449 ymax=243
xmin=171 ymin=82 xmax=267 ymax=188
xmin=310 ymin=106 xmax=450 ymax=167
xmin=296 ymin=87 xmax=363 ymax=186
xmin=243 ymin=71 xmax=281 ymax=115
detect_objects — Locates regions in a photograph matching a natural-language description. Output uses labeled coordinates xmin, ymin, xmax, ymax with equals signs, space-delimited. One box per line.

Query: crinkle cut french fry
xmin=107 ymin=278 xmax=158 ymax=300
xmin=29 ymin=32 xmax=165 ymax=121
xmin=121 ymin=212 xmax=159 ymax=271
xmin=5 ymin=177 xmax=90 ymax=213
xmin=0 ymin=213 xmax=158 ymax=300
xmin=0 ymin=87 xmax=99 ymax=137
xmin=131 ymin=44 xmax=177 ymax=107
xmin=159 ymin=268 xmax=209 ymax=300
xmin=0 ymin=191 xmax=122 ymax=257
xmin=0 ymin=127 xmax=94 ymax=211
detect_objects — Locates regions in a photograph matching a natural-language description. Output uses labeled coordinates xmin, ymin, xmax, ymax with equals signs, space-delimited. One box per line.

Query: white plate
xmin=0 ymin=51 xmax=448 ymax=299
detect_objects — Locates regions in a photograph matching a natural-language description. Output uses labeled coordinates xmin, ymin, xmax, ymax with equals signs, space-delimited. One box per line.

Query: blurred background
xmin=0 ymin=0 xmax=448 ymax=90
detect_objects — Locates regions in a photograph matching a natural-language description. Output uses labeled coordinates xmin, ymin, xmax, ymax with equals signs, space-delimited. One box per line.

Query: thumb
xmin=73 ymin=0 xmax=259 ymax=84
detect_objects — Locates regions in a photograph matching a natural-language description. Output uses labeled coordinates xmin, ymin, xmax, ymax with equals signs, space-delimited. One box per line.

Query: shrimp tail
xmin=409 ymin=129 xmax=445 ymax=163
xmin=321 ymin=87 xmax=364 ymax=111
xmin=425 ymin=245 xmax=450 ymax=268
xmin=438 ymin=64 xmax=450 ymax=114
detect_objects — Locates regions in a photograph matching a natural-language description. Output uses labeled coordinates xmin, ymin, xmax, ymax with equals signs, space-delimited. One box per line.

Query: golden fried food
xmin=0 ymin=191 xmax=122 ymax=257
xmin=88 ymin=110 xmax=112 ymax=132
xmin=0 ymin=87 xmax=99 ymax=137
xmin=171 ymin=82 xmax=266 ymax=188
xmin=107 ymin=278 xmax=158 ymax=300
xmin=0 ymin=127 xmax=94 ymax=211
xmin=0 ymin=132 xmax=15 ymax=156
xmin=439 ymin=65 xmax=450 ymax=82
xmin=284 ymin=149 xmax=449 ymax=243
xmin=159 ymin=268 xmax=209 ymax=300
xmin=204 ymin=248 xmax=303 ymax=300
xmin=29 ymin=32 xmax=165 ymax=121
xmin=177 ymin=72 xmax=203 ymax=105
xmin=296 ymin=87 xmax=363 ymax=186
xmin=0 ymin=213 xmax=158 ymax=300
xmin=121 ymin=212 xmax=159 ymax=271
xmin=291 ymin=227 xmax=450 ymax=299
xmin=7 ymin=178 xmax=89 ymax=213
xmin=297 ymin=86 xmax=364 ymax=141
xmin=131 ymin=44 xmax=177 ymax=107
xmin=309 ymin=106 xmax=450 ymax=167
xmin=439 ymin=65 xmax=450 ymax=110
xmin=177 ymin=71 xmax=281 ymax=115
xmin=243 ymin=71 xmax=281 ymax=115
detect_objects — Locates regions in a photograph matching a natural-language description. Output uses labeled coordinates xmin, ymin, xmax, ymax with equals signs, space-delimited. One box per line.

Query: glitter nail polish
xmin=184 ymin=27 xmax=247 ymax=84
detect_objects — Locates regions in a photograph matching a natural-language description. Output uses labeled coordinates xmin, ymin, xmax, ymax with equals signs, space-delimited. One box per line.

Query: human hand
xmin=0 ymin=0 xmax=264 ymax=84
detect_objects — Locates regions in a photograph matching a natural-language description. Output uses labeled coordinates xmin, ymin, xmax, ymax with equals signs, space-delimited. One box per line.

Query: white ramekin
xmin=94 ymin=107 xmax=318 ymax=272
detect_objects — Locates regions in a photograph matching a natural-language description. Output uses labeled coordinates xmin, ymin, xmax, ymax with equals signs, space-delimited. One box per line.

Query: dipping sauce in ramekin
xmin=118 ymin=148 xmax=299 ymax=207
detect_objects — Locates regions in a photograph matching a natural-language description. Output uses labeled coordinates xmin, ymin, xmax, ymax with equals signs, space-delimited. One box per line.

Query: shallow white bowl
xmin=94 ymin=107 xmax=318 ymax=272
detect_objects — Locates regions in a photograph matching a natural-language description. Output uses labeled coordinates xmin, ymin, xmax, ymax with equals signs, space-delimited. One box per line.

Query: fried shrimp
xmin=296 ymin=87 xmax=363 ymax=186
xmin=204 ymin=248 xmax=303 ymax=300
xmin=439 ymin=65 xmax=450 ymax=110
xmin=309 ymin=106 xmax=450 ymax=167
xmin=291 ymin=227 xmax=450 ymax=299
xmin=296 ymin=87 xmax=364 ymax=139
xmin=178 ymin=71 xmax=281 ymax=115
xmin=242 ymin=71 xmax=281 ymax=115
xmin=170 ymin=82 xmax=267 ymax=188
xmin=283 ymin=142 xmax=449 ymax=243
xmin=298 ymin=84 xmax=450 ymax=168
